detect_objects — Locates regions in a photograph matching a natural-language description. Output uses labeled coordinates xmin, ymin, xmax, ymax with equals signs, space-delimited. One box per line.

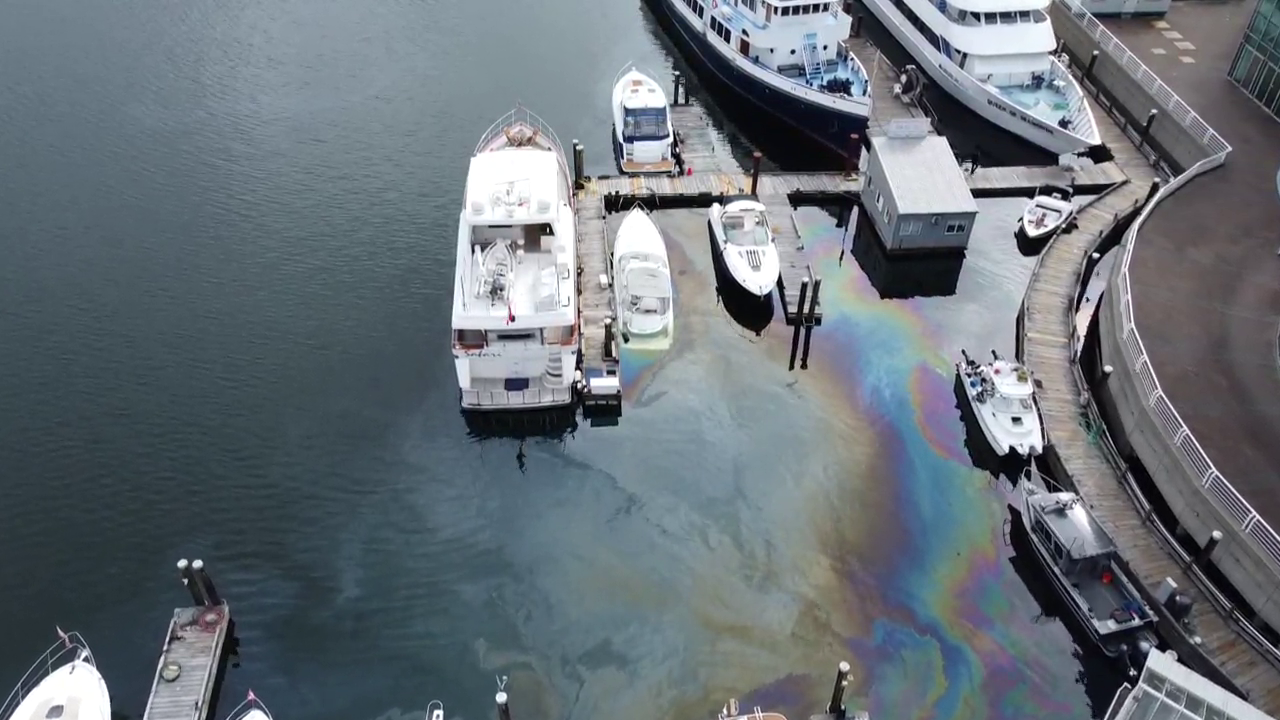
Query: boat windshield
xmin=623 ymin=107 xmax=670 ymax=141
xmin=991 ymin=394 xmax=1034 ymax=413
xmin=722 ymin=211 xmax=770 ymax=247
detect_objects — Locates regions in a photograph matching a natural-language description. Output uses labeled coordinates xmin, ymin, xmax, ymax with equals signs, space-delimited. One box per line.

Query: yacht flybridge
xmin=645 ymin=0 xmax=871 ymax=153
xmin=860 ymin=0 xmax=1100 ymax=154
xmin=452 ymin=106 xmax=578 ymax=411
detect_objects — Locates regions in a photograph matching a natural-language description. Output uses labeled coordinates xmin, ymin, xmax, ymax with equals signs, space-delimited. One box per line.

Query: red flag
xmin=247 ymin=690 xmax=257 ymax=702
xmin=506 ymin=301 xmax=515 ymax=325
xmin=55 ymin=626 xmax=71 ymax=649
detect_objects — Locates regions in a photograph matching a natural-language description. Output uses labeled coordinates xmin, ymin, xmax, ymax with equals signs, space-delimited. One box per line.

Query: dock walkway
xmin=842 ymin=35 xmax=932 ymax=136
xmin=1020 ymin=83 xmax=1280 ymax=711
xmin=143 ymin=561 xmax=233 ymax=720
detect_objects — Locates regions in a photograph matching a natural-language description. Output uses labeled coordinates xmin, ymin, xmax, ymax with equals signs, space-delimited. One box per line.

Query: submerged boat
xmin=957 ymin=348 xmax=1044 ymax=457
xmin=708 ymin=196 xmax=780 ymax=298
xmin=858 ymin=0 xmax=1099 ymax=155
xmin=225 ymin=691 xmax=272 ymax=720
xmin=452 ymin=106 xmax=579 ymax=411
xmin=1 ymin=629 xmax=110 ymax=720
xmin=614 ymin=206 xmax=674 ymax=347
xmin=1019 ymin=466 xmax=1157 ymax=674
xmin=1020 ymin=184 xmax=1075 ymax=241
xmin=642 ymin=0 xmax=871 ymax=154
xmin=611 ymin=66 xmax=676 ymax=175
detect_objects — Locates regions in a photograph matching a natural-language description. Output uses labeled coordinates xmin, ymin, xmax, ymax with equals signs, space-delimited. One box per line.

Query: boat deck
xmin=621 ymin=159 xmax=676 ymax=174
xmin=142 ymin=605 xmax=231 ymax=720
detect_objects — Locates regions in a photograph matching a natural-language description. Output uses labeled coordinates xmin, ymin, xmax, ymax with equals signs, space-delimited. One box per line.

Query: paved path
xmin=1104 ymin=0 xmax=1280 ymax=527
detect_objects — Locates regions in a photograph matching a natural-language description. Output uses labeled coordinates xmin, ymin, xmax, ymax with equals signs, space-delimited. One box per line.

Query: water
xmin=0 ymin=0 xmax=1115 ymax=718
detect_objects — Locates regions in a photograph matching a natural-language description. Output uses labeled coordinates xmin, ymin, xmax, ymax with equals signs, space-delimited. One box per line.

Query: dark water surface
xmin=0 ymin=0 xmax=1114 ymax=719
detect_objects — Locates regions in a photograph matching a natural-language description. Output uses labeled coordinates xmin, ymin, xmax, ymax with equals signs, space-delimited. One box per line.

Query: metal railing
xmin=472 ymin=104 xmax=573 ymax=204
xmin=0 ymin=631 xmax=96 ymax=720
xmin=1048 ymin=0 xmax=1280 ymax=667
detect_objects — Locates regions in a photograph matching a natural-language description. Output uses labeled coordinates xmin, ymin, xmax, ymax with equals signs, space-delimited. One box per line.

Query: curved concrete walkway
xmin=1105 ymin=1 xmax=1280 ymax=531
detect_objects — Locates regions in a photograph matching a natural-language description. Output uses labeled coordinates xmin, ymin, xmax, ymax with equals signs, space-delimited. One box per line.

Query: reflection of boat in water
xmin=1 ymin=629 xmax=110 ymax=720
xmin=614 ymin=206 xmax=674 ymax=349
xmin=707 ymin=228 xmax=774 ymax=335
xmin=1019 ymin=466 xmax=1157 ymax=676
xmin=957 ymin=348 xmax=1045 ymax=458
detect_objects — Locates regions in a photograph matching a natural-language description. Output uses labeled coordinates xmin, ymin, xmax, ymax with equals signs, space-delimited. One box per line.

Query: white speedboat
xmin=451 ymin=105 xmax=579 ymax=411
xmin=1 ymin=629 xmax=110 ymax=720
xmin=611 ymin=66 xmax=675 ymax=175
xmin=858 ymin=0 xmax=1100 ymax=155
xmin=225 ymin=691 xmax=272 ymax=720
xmin=1020 ymin=184 xmax=1075 ymax=241
xmin=613 ymin=206 xmax=674 ymax=347
xmin=957 ymin=349 xmax=1044 ymax=457
xmin=708 ymin=196 xmax=780 ymax=298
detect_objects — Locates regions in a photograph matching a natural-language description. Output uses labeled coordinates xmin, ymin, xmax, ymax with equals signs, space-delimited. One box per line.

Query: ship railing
xmin=0 ymin=631 xmax=94 ymax=720
xmin=473 ymin=104 xmax=572 ymax=200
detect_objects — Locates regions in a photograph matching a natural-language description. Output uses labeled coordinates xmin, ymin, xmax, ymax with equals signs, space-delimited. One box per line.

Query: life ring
xmin=197 ymin=607 xmax=225 ymax=632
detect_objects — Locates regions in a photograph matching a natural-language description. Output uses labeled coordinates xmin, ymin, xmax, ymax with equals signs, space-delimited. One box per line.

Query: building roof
xmin=1129 ymin=649 xmax=1278 ymax=720
xmin=870 ymin=135 xmax=978 ymax=216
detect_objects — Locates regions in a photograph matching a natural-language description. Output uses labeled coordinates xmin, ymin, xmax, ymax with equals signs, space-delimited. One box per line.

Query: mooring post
xmin=844 ymin=133 xmax=860 ymax=177
xmin=603 ymin=317 xmax=614 ymax=360
xmin=852 ymin=13 xmax=863 ymax=36
xmin=496 ymin=692 xmax=512 ymax=720
xmin=1142 ymin=109 xmax=1158 ymax=141
xmin=800 ymin=276 xmax=821 ymax=369
xmin=191 ymin=559 xmax=222 ymax=606
xmin=177 ymin=558 xmax=207 ymax=607
xmin=750 ymin=152 xmax=762 ymax=195
xmin=572 ymin=141 xmax=585 ymax=190
xmin=1086 ymin=50 xmax=1099 ymax=80
xmin=672 ymin=71 xmax=683 ymax=105
xmin=1144 ymin=178 xmax=1163 ymax=205
xmin=827 ymin=661 xmax=851 ymax=716
xmin=1191 ymin=530 xmax=1223 ymax=571
xmin=789 ymin=279 xmax=809 ymax=371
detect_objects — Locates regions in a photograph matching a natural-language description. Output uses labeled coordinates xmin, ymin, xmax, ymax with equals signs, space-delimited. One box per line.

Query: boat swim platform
xmin=143 ymin=560 xmax=235 ymax=720
xmin=1018 ymin=58 xmax=1280 ymax=712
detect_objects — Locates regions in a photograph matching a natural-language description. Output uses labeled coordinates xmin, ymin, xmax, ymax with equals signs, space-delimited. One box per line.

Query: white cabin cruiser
xmin=708 ymin=196 xmax=780 ymax=298
xmin=611 ymin=67 xmax=676 ymax=175
xmin=452 ymin=106 xmax=579 ymax=411
xmin=858 ymin=0 xmax=1099 ymax=155
xmin=614 ymin=206 xmax=674 ymax=348
xmin=1019 ymin=183 xmax=1075 ymax=241
xmin=957 ymin=349 xmax=1044 ymax=457
xmin=1 ymin=630 xmax=110 ymax=720
xmin=225 ymin=691 xmax=272 ymax=720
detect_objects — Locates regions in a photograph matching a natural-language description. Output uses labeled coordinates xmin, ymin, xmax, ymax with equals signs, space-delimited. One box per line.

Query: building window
xmin=875 ymin=190 xmax=884 ymax=210
xmin=900 ymin=220 xmax=922 ymax=236
xmin=882 ymin=206 xmax=891 ymax=224
xmin=944 ymin=220 xmax=967 ymax=234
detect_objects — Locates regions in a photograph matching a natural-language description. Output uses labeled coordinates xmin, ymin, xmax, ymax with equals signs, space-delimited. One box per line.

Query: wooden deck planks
xmin=576 ymin=192 xmax=612 ymax=371
xmin=842 ymin=36 xmax=932 ymax=136
xmin=759 ymin=195 xmax=821 ymax=324
xmin=1021 ymin=98 xmax=1280 ymax=713
xmin=143 ymin=606 xmax=230 ymax=720
xmin=669 ymin=104 xmax=741 ymax=175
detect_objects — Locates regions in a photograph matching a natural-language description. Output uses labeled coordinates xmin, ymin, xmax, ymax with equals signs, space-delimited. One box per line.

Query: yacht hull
xmin=860 ymin=0 xmax=1095 ymax=155
xmin=8 ymin=661 xmax=110 ymax=720
xmin=643 ymin=0 xmax=869 ymax=155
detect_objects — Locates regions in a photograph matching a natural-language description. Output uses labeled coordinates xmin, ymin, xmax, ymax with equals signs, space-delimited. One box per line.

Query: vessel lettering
xmin=986 ymin=98 xmax=1053 ymax=134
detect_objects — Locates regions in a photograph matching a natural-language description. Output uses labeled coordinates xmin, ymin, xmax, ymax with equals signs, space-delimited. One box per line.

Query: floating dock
xmin=143 ymin=559 xmax=234 ymax=720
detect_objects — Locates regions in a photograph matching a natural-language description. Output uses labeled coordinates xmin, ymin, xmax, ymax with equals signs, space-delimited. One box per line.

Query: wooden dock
xmin=143 ymin=560 xmax=233 ymax=720
xmin=842 ymin=35 xmax=933 ymax=137
xmin=575 ymin=190 xmax=621 ymax=416
xmin=1019 ymin=87 xmax=1280 ymax=712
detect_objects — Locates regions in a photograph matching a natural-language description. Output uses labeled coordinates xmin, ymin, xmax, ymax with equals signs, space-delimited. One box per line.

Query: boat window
xmin=455 ymin=330 xmax=486 ymax=348
xmin=623 ymin=107 xmax=670 ymax=141
xmin=488 ymin=330 xmax=539 ymax=342
xmin=1052 ymin=540 xmax=1065 ymax=561
xmin=722 ymin=212 xmax=771 ymax=247
xmin=997 ymin=11 xmax=1017 ymax=23
xmin=1017 ymin=10 xmax=1032 ymax=21
xmin=46 ymin=707 xmax=65 ymax=720
xmin=781 ymin=5 xmax=791 ymax=14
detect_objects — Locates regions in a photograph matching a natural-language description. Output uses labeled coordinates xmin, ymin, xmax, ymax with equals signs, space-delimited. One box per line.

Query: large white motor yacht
xmin=860 ymin=0 xmax=1100 ymax=155
xmin=451 ymin=106 xmax=578 ymax=411
xmin=2 ymin=630 xmax=110 ymax=720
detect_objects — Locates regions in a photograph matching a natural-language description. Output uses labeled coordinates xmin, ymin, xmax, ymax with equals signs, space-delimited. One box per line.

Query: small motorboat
xmin=957 ymin=348 xmax=1045 ymax=457
xmin=708 ymin=196 xmax=780 ymax=299
xmin=225 ymin=690 xmax=272 ymax=720
xmin=1 ymin=629 xmax=110 ymax=720
xmin=1019 ymin=184 xmax=1076 ymax=241
xmin=613 ymin=206 xmax=674 ymax=347
xmin=611 ymin=66 xmax=675 ymax=175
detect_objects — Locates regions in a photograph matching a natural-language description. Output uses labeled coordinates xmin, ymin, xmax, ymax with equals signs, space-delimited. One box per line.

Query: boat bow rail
xmin=474 ymin=106 xmax=572 ymax=199
xmin=0 ymin=631 xmax=96 ymax=720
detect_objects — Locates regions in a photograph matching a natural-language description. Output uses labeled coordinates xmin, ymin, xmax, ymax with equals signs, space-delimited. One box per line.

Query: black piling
xmin=191 ymin=558 xmax=223 ymax=606
xmin=844 ymin=133 xmax=860 ymax=177
xmin=800 ymin=276 xmax=821 ymax=369
xmin=1192 ymin=530 xmax=1223 ymax=571
xmin=1144 ymin=178 xmax=1163 ymax=205
xmin=572 ymin=141 xmax=585 ymax=190
xmin=1142 ymin=109 xmax=1158 ymax=140
xmin=852 ymin=13 xmax=863 ymax=36
xmin=750 ymin=151 xmax=762 ymax=196
xmin=603 ymin=316 xmax=615 ymax=361
xmin=1085 ymin=50 xmax=1100 ymax=80
xmin=827 ymin=661 xmax=851 ymax=717
xmin=177 ymin=558 xmax=207 ymax=607
xmin=496 ymin=692 xmax=512 ymax=720
xmin=672 ymin=71 xmax=683 ymax=105
xmin=789 ymin=278 xmax=809 ymax=371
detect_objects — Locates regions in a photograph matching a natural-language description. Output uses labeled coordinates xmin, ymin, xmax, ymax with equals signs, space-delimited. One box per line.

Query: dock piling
xmin=844 ymin=134 xmax=860 ymax=177
xmin=177 ymin=558 xmax=207 ymax=607
xmin=750 ymin=152 xmax=762 ymax=195
xmin=1142 ymin=110 xmax=1158 ymax=141
xmin=191 ymin=559 xmax=223 ymax=606
xmin=672 ymin=71 xmax=683 ymax=105
xmin=496 ymin=692 xmax=512 ymax=720
xmin=789 ymin=278 xmax=809 ymax=370
xmin=1192 ymin=530 xmax=1223 ymax=571
xmin=800 ymin=275 xmax=821 ymax=369
xmin=827 ymin=661 xmax=852 ymax=717
xmin=603 ymin=316 xmax=615 ymax=360
xmin=572 ymin=141 xmax=585 ymax=190
xmin=1144 ymin=178 xmax=1163 ymax=206
xmin=851 ymin=13 xmax=863 ymax=37
xmin=1086 ymin=50 xmax=1100 ymax=80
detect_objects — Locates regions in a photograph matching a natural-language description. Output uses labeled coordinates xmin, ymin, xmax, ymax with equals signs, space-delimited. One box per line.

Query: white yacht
xmin=709 ymin=196 xmax=781 ymax=298
xmin=611 ymin=67 xmax=676 ymax=175
xmin=225 ymin=691 xmax=272 ymax=720
xmin=613 ymin=206 xmax=674 ymax=348
xmin=1 ymin=630 xmax=110 ymax=720
xmin=1019 ymin=183 xmax=1075 ymax=240
xmin=859 ymin=0 xmax=1100 ymax=154
xmin=957 ymin=349 xmax=1044 ymax=457
xmin=646 ymin=0 xmax=871 ymax=153
xmin=452 ymin=106 xmax=578 ymax=411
